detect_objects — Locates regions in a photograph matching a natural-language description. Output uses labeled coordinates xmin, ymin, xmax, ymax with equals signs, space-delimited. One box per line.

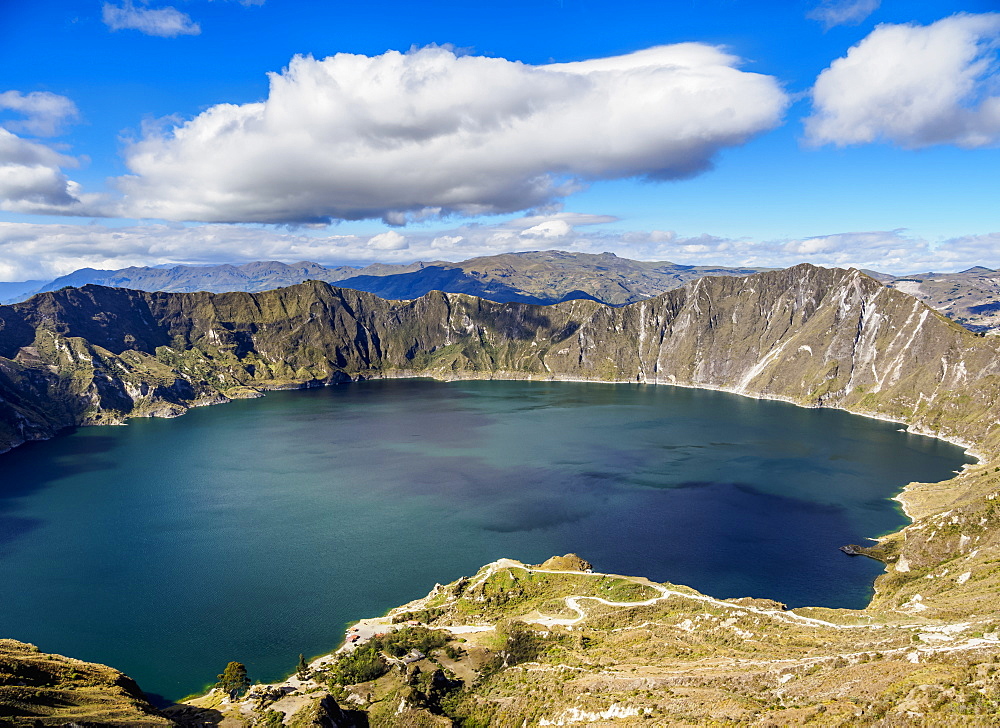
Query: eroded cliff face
xmin=2 ymin=264 xmax=998 ymax=457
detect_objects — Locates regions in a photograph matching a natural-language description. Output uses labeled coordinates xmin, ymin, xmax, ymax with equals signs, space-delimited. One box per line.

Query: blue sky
xmin=0 ymin=0 xmax=998 ymax=279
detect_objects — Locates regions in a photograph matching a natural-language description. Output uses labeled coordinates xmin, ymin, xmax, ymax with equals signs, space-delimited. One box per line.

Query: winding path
xmin=475 ymin=559 xmax=978 ymax=636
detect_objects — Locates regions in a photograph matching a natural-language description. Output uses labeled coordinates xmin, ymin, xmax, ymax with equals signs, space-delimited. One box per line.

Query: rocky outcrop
xmin=535 ymin=554 xmax=593 ymax=571
xmin=0 ymin=639 xmax=170 ymax=726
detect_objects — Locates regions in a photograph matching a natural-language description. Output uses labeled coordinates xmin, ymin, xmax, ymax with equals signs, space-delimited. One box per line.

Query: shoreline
xmin=379 ymin=368 xmax=985 ymax=519
xmin=2 ymin=366 xmax=989 ymax=704
xmin=9 ymin=365 xmax=982 ymax=565
xmin=166 ymin=368 xmax=983 ymax=701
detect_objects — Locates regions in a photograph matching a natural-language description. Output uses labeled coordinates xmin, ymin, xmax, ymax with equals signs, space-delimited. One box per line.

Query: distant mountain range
xmin=4 ymin=251 xmax=999 ymax=332
xmin=0 ymin=280 xmax=47 ymax=302
xmin=0 ymin=251 xmax=765 ymax=307
xmin=886 ymin=266 xmax=1000 ymax=333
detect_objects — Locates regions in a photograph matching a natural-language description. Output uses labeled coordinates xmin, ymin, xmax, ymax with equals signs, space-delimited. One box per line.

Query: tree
xmin=297 ymin=653 xmax=308 ymax=678
xmin=216 ymin=661 xmax=250 ymax=699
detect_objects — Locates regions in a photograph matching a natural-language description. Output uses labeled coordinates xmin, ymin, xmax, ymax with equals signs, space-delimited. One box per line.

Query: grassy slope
xmin=0 ymin=640 xmax=170 ymax=726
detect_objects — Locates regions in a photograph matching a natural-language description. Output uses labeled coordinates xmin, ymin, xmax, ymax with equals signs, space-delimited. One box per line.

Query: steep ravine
xmin=3 ymin=263 xmax=1000 ymax=724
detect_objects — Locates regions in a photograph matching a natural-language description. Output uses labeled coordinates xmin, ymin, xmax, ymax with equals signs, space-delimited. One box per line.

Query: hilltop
xmin=172 ymin=555 xmax=1000 ymax=725
xmin=0 ymin=251 xmax=764 ymax=309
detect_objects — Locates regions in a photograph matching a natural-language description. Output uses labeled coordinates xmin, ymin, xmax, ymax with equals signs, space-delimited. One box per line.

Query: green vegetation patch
xmin=378 ymin=627 xmax=450 ymax=658
xmin=446 ymin=567 xmax=659 ymax=623
xmin=326 ymin=645 xmax=389 ymax=686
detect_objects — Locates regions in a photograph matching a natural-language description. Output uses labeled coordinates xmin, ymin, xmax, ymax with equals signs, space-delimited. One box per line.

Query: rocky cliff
xmin=1 ymin=264 xmax=998 ymax=456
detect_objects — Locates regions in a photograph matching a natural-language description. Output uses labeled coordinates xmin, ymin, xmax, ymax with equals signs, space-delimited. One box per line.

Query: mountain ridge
xmin=1 ymin=251 xmax=766 ymax=308
xmin=1 ymin=263 xmax=996 ymax=456
xmin=8 ymin=251 xmax=1000 ymax=335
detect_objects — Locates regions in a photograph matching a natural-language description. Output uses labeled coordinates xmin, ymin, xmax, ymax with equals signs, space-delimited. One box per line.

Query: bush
xmin=327 ymin=645 xmax=388 ymax=685
xmin=377 ymin=626 xmax=449 ymax=657
xmin=482 ymin=621 xmax=541 ymax=673
xmin=255 ymin=710 xmax=285 ymax=727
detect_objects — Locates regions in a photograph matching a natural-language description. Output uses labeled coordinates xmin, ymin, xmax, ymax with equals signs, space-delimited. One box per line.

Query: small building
xmin=402 ymin=650 xmax=425 ymax=665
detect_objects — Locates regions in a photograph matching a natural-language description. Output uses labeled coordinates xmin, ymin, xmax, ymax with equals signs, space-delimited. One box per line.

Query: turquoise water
xmin=0 ymin=379 xmax=972 ymax=701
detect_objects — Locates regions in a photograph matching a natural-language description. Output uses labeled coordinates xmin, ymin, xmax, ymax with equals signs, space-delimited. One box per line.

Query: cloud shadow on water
xmin=0 ymin=431 xmax=120 ymax=551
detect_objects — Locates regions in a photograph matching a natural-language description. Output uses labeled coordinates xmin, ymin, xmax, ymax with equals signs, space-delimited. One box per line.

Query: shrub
xmin=378 ymin=626 xmax=449 ymax=657
xmin=327 ymin=645 xmax=387 ymax=685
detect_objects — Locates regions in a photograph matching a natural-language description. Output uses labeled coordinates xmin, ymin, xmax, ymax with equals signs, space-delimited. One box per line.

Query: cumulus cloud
xmin=0 ymin=129 xmax=92 ymax=214
xmin=102 ymin=1 xmax=201 ymax=37
xmin=780 ymin=230 xmax=918 ymax=267
xmin=0 ymin=92 xmax=106 ymax=217
xmin=0 ymin=92 xmax=95 ymax=215
xmin=0 ymin=91 xmax=80 ymax=137
xmin=115 ymin=44 xmax=788 ymax=224
xmin=503 ymin=212 xmax=618 ymax=230
xmin=806 ymin=13 xmax=1000 ymax=148
xmin=520 ymin=220 xmax=574 ymax=239
xmin=0 ymin=222 xmax=356 ymax=281
xmin=807 ymin=0 xmax=880 ymax=30
xmin=583 ymin=228 xmax=1000 ymax=274
xmin=367 ymin=231 xmax=408 ymax=250
xmin=774 ymin=230 xmax=1000 ymax=273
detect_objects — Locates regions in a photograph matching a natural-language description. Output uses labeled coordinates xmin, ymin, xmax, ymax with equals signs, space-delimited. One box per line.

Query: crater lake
xmin=0 ymin=379 xmax=973 ymax=700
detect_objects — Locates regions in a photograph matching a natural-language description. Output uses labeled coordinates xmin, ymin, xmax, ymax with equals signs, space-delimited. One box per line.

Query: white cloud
xmin=431 ymin=235 xmax=465 ymax=249
xmin=0 ymin=91 xmax=80 ymax=137
xmin=781 ymin=230 xmax=917 ymax=267
xmin=500 ymin=211 xmax=618 ymax=231
xmin=806 ymin=13 xmax=1000 ymax=148
xmin=521 ymin=220 xmax=573 ymax=239
xmin=807 ymin=0 xmax=880 ymax=30
xmin=115 ymin=44 xmax=788 ymax=225
xmin=0 ymin=222 xmax=357 ymax=281
xmin=0 ymin=92 xmax=94 ymax=215
xmin=102 ymin=1 xmax=201 ymax=37
xmin=0 ymin=129 xmax=89 ymax=214
xmin=367 ymin=231 xmax=408 ymax=250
